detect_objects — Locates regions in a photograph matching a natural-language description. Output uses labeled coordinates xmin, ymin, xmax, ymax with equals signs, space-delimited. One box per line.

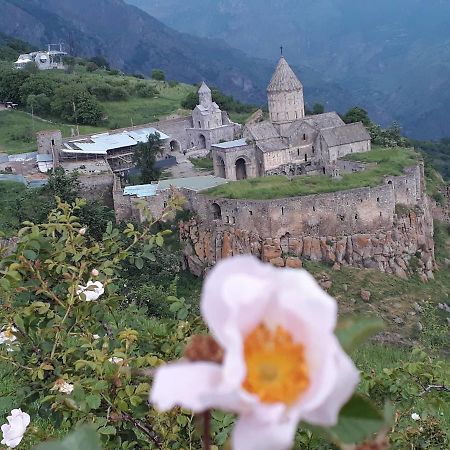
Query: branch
xmin=420 ymin=384 xmax=450 ymax=395
xmin=121 ymin=412 xmax=163 ymax=449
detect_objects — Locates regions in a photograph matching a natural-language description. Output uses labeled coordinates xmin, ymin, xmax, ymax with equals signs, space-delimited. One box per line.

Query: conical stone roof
xmin=267 ymin=57 xmax=303 ymax=93
xmin=198 ymin=81 xmax=211 ymax=94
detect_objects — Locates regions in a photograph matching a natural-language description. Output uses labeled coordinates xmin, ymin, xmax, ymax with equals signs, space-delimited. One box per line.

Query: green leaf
xmin=23 ymin=249 xmax=38 ymax=261
xmin=86 ymin=394 xmax=102 ymax=410
xmin=329 ymin=394 xmax=385 ymax=445
xmin=33 ymin=426 xmax=101 ymax=450
xmin=135 ymin=257 xmax=144 ymax=270
xmin=98 ymin=425 xmax=116 ymax=435
xmin=336 ymin=317 xmax=385 ymax=352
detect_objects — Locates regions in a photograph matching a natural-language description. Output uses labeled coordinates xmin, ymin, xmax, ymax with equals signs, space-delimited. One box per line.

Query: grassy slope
xmin=0 ymin=65 xmax=196 ymax=154
xmin=206 ymin=146 xmax=420 ymax=200
xmin=0 ymin=110 xmax=102 ymax=154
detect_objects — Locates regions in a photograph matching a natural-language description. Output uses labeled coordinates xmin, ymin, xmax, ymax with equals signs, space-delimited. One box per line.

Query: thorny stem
xmin=121 ymin=412 xmax=163 ymax=449
xmin=0 ymin=354 xmax=33 ymax=371
xmin=203 ymin=410 xmax=211 ymax=450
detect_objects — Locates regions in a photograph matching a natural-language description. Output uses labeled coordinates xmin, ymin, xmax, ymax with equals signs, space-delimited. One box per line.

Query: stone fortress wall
xmin=175 ymin=164 xmax=436 ymax=280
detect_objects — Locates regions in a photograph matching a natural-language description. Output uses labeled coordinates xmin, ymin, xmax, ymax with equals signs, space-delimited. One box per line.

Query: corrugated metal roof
xmin=123 ymin=176 xmax=228 ymax=198
xmin=62 ymin=127 xmax=170 ymax=155
xmin=36 ymin=154 xmax=53 ymax=162
xmin=124 ymin=184 xmax=158 ymax=198
xmin=128 ymin=127 xmax=169 ymax=142
xmin=158 ymin=175 xmax=228 ymax=192
xmin=212 ymin=138 xmax=247 ymax=149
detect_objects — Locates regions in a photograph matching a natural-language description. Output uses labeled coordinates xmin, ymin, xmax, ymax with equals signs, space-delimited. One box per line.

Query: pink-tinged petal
xmin=301 ymin=340 xmax=360 ymax=426
xmin=276 ymin=268 xmax=337 ymax=333
xmin=232 ymin=414 xmax=298 ymax=450
xmin=201 ymin=256 xmax=273 ymax=347
xmin=150 ymin=361 xmax=225 ymax=413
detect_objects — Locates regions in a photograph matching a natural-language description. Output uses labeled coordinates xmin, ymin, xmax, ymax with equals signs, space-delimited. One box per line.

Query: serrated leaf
xmin=98 ymin=425 xmax=116 ymax=435
xmin=336 ymin=317 xmax=385 ymax=352
xmin=86 ymin=394 xmax=101 ymax=410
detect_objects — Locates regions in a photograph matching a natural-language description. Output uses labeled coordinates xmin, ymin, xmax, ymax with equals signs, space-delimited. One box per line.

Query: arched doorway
xmin=235 ymin=158 xmax=247 ymax=180
xmin=212 ymin=203 xmax=222 ymax=220
xmin=199 ymin=134 xmax=206 ymax=149
xmin=216 ymin=156 xmax=226 ymax=178
xmin=170 ymin=140 xmax=180 ymax=152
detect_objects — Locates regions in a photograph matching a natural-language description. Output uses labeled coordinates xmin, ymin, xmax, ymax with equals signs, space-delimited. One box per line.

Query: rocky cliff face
xmin=180 ymin=198 xmax=435 ymax=281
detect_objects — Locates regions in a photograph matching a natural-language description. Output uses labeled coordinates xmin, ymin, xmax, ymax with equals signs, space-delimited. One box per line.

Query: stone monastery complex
xmin=10 ymin=57 xmax=436 ymax=279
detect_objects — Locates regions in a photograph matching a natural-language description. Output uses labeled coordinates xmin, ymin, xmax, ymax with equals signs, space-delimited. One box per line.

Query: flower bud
xmin=79 ymin=227 xmax=87 ymax=236
xmin=91 ymin=269 xmax=99 ymax=277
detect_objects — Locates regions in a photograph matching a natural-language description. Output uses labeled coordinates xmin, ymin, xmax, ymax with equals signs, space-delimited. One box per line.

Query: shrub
xmin=151 ymin=69 xmax=165 ymax=81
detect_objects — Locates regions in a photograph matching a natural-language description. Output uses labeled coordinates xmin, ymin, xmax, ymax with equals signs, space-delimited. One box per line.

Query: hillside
xmin=0 ymin=0 xmax=356 ymax=111
xmin=129 ymin=0 xmax=450 ymax=139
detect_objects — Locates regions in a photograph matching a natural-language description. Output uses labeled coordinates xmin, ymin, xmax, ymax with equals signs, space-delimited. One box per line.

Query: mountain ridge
xmin=0 ymin=0 xmax=356 ymax=113
xmin=127 ymin=0 xmax=450 ymax=139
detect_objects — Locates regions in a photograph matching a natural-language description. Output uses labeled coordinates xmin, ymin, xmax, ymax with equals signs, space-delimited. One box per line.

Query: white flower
xmin=0 ymin=326 xmax=18 ymax=345
xmin=76 ymin=281 xmax=104 ymax=302
xmin=1 ymin=409 xmax=30 ymax=448
xmin=411 ymin=413 xmax=421 ymax=421
xmin=51 ymin=379 xmax=74 ymax=394
xmin=93 ymin=334 xmax=101 ymax=340
xmin=151 ymin=256 xmax=359 ymax=450
xmin=79 ymin=227 xmax=87 ymax=236
xmin=108 ymin=357 xmax=124 ymax=364
xmin=91 ymin=269 xmax=99 ymax=277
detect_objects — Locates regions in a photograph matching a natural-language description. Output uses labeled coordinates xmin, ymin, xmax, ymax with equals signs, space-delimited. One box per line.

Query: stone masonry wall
xmin=179 ymin=165 xmax=435 ymax=279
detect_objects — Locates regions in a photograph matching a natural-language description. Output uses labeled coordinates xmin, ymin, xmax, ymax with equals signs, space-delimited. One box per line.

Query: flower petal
xmin=276 ymin=268 xmax=337 ymax=333
xmin=301 ymin=340 xmax=360 ymax=426
xmin=151 ymin=361 xmax=224 ymax=413
xmin=201 ymin=256 xmax=273 ymax=346
xmin=232 ymin=414 xmax=298 ymax=450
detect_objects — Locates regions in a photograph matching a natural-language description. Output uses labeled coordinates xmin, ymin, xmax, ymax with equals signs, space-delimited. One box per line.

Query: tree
xmin=342 ymin=106 xmax=371 ymax=126
xmin=151 ymin=69 xmax=165 ymax=81
xmin=89 ymin=56 xmax=110 ymax=70
xmin=51 ymin=84 xmax=104 ymax=125
xmin=312 ymin=103 xmax=325 ymax=115
xmin=0 ymin=67 xmax=29 ymax=102
xmin=132 ymin=133 xmax=164 ymax=183
xmin=19 ymin=74 xmax=55 ymax=102
xmin=181 ymin=92 xmax=198 ymax=110
xmin=26 ymin=94 xmax=51 ymax=115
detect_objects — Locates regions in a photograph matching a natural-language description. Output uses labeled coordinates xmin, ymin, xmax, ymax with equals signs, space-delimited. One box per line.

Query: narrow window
xmin=249 ymin=211 xmax=253 ymax=216
xmin=377 ymin=197 xmax=380 ymax=202
xmin=297 ymin=149 xmax=300 ymax=156
xmin=51 ymin=139 xmax=55 ymax=146
xmin=198 ymin=121 xmax=201 ymax=128
xmin=323 ymin=168 xmax=326 ymax=174
xmin=303 ymin=133 xmax=306 ymax=141
xmin=281 ymin=207 xmax=284 ymax=216
xmin=305 ymin=154 xmax=308 ymax=162
xmin=355 ymin=214 xmax=358 ymax=220
xmin=312 ymin=146 xmax=315 ymax=154
xmin=313 ymin=206 xmax=316 ymax=212
xmin=380 ymin=212 xmax=382 ymax=217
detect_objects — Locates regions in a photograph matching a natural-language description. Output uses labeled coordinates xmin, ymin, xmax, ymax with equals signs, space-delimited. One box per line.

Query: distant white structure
xmin=15 ymin=44 xmax=67 ymax=71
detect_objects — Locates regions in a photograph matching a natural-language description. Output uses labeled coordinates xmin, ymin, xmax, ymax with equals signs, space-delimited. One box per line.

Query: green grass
xmin=206 ymin=146 xmax=420 ymax=200
xmin=189 ymin=156 xmax=214 ymax=171
xmin=102 ymin=81 xmax=193 ymax=129
xmin=0 ymin=181 xmax=27 ymax=235
xmin=0 ymin=110 xmax=102 ymax=154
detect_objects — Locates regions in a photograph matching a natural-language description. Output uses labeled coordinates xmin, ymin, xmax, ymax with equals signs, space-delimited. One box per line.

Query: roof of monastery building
xmin=321 ymin=122 xmax=371 ymax=146
xmin=245 ymin=121 xmax=280 ymax=141
xmin=267 ymin=57 xmax=303 ymax=93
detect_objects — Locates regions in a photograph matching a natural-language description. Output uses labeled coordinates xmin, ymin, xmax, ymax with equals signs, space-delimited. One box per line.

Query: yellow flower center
xmin=4 ymin=328 xmax=15 ymax=339
xmin=243 ymin=324 xmax=309 ymax=405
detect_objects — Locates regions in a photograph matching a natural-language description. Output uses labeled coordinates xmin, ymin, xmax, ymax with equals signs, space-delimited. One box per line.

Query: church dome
xmin=267 ymin=57 xmax=303 ymax=93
